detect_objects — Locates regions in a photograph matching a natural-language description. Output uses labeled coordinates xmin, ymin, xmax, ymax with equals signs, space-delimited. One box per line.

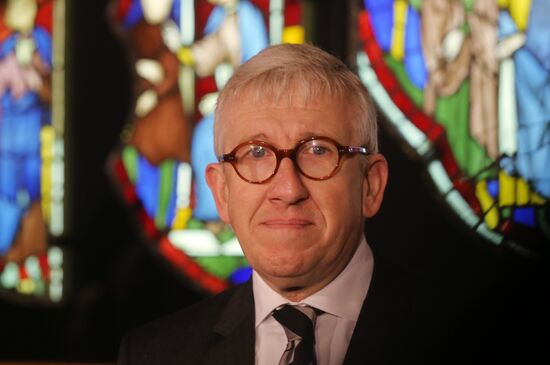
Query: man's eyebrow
xmin=240 ymin=133 xmax=269 ymax=142
xmin=237 ymin=133 xmax=333 ymax=146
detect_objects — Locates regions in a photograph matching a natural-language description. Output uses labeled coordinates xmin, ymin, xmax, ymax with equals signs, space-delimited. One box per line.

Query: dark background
xmin=1 ymin=0 xmax=548 ymax=362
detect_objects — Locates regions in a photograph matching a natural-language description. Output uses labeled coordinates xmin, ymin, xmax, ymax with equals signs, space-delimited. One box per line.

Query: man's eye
xmin=311 ymin=146 xmax=328 ymax=155
xmin=251 ymin=146 xmax=266 ymax=158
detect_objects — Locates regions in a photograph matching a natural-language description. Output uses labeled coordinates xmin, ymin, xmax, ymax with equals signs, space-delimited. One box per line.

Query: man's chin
xmin=254 ymin=230 xmax=321 ymax=250
xmin=257 ymin=260 xmax=313 ymax=284
xmin=256 ymin=225 xmax=318 ymax=241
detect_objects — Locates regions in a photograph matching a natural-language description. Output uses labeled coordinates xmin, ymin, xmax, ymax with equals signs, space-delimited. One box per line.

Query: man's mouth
xmin=261 ymin=219 xmax=313 ymax=228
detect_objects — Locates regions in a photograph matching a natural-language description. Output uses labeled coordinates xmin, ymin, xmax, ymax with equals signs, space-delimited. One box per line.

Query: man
xmin=117 ymin=43 xmax=523 ymax=365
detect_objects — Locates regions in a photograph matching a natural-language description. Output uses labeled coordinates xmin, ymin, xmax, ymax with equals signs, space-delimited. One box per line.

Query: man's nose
xmin=266 ymin=157 xmax=309 ymax=205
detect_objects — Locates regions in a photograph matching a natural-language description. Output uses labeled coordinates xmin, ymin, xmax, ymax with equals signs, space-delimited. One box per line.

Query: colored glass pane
xmin=357 ymin=0 xmax=550 ymax=253
xmin=110 ymin=0 xmax=308 ymax=293
xmin=0 ymin=0 xmax=65 ymax=303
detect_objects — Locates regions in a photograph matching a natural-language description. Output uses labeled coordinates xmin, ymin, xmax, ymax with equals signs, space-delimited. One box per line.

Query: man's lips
xmin=261 ymin=219 xmax=314 ymax=228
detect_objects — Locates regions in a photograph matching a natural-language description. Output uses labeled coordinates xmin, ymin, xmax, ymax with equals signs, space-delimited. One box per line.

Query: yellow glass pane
xmin=476 ymin=180 xmax=499 ymax=229
xmin=282 ymin=25 xmax=305 ymax=44
xmin=391 ymin=0 xmax=407 ymax=61
xmin=18 ymin=278 xmax=36 ymax=295
xmin=172 ymin=206 xmax=193 ymax=229
xmin=499 ymin=170 xmax=515 ymax=206
xmin=516 ymin=177 xmax=530 ymax=205
xmin=40 ymin=125 xmax=54 ymax=221
xmin=509 ymin=0 xmax=531 ymax=31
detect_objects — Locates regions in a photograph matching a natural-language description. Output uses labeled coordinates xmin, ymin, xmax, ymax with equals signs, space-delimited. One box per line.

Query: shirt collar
xmin=253 ymin=237 xmax=374 ymax=327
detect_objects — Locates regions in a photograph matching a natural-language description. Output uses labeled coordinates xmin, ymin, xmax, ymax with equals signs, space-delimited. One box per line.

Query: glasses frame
xmin=218 ymin=136 xmax=369 ymax=184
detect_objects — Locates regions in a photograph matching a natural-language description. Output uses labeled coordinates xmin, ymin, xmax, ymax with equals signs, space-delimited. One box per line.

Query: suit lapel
xmin=204 ymin=280 xmax=255 ymax=365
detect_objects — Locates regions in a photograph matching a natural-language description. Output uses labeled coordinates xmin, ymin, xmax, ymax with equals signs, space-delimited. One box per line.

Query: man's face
xmin=206 ymin=90 xmax=387 ymax=299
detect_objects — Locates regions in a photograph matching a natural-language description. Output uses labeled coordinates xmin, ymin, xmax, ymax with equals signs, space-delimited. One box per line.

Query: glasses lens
xmin=297 ymin=139 xmax=339 ymax=179
xmin=234 ymin=143 xmax=277 ymax=182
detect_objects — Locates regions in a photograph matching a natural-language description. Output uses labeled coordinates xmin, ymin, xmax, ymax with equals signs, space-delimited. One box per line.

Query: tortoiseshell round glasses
xmin=218 ymin=136 xmax=369 ymax=184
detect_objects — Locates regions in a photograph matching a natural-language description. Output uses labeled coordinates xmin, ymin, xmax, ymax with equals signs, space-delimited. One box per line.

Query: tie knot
xmin=273 ymin=305 xmax=320 ymax=365
xmin=272 ymin=304 xmax=317 ymax=343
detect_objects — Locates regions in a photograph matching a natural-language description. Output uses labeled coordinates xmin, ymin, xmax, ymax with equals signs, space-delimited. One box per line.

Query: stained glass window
xmin=0 ymin=0 xmax=65 ymax=302
xmin=110 ymin=0 xmax=307 ymax=293
xmin=357 ymin=0 xmax=549 ymax=253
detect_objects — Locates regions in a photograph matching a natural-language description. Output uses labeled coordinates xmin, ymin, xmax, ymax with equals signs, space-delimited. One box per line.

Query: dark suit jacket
xmin=117 ymin=249 xmax=546 ymax=365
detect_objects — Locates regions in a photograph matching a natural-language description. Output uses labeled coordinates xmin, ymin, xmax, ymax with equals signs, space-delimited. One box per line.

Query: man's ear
xmin=362 ymin=154 xmax=388 ymax=218
xmin=205 ymin=163 xmax=230 ymax=223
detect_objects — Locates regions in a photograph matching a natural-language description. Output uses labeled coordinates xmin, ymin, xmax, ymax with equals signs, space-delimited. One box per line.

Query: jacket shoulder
xmin=117 ymin=283 xmax=249 ymax=365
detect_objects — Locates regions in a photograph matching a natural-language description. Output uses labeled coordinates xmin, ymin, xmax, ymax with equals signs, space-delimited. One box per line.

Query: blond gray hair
xmin=214 ymin=43 xmax=378 ymax=154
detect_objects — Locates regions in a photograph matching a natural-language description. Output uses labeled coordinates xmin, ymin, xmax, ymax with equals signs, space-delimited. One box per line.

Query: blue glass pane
xmin=0 ymin=197 xmax=22 ymax=254
xmin=525 ymin=0 xmax=550 ymax=71
xmin=165 ymin=165 xmax=179 ymax=227
xmin=513 ymin=207 xmax=536 ymax=227
xmin=487 ymin=180 xmax=499 ymax=199
xmin=191 ymin=114 xmax=218 ymax=221
xmin=229 ymin=266 xmax=252 ymax=285
xmin=122 ymin=0 xmax=143 ymax=29
xmin=498 ymin=10 xmax=517 ymax=39
xmin=514 ymin=47 xmax=550 ymax=197
xmin=364 ymin=0 xmax=394 ymax=52
xmin=136 ymin=155 xmax=160 ymax=219
xmin=170 ymin=0 xmax=181 ymax=24
xmin=404 ymin=5 xmax=427 ymax=88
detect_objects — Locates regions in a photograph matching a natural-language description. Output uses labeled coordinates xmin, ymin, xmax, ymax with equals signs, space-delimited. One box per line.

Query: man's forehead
xmin=214 ymin=81 xmax=360 ymax=153
xmin=221 ymin=85 xmax=348 ymax=116
xmin=216 ymin=99 xmax=357 ymax=151
xmin=219 ymin=93 xmax=348 ymax=129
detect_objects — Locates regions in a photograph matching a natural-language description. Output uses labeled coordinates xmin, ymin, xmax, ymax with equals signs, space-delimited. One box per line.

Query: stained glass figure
xmin=357 ymin=0 xmax=549 ymax=253
xmin=110 ymin=0 xmax=306 ymax=293
xmin=0 ymin=0 xmax=65 ymax=302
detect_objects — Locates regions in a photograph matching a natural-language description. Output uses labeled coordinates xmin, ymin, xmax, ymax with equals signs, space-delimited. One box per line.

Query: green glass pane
xmin=384 ymin=55 xmax=424 ymax=108
xmin=122 ymin=146 xmax=139 ymax=183
xmin=156 ymin=160 xmax=176 ymax=229
xmin=195 ymin=256 xmax=248 ymax=280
